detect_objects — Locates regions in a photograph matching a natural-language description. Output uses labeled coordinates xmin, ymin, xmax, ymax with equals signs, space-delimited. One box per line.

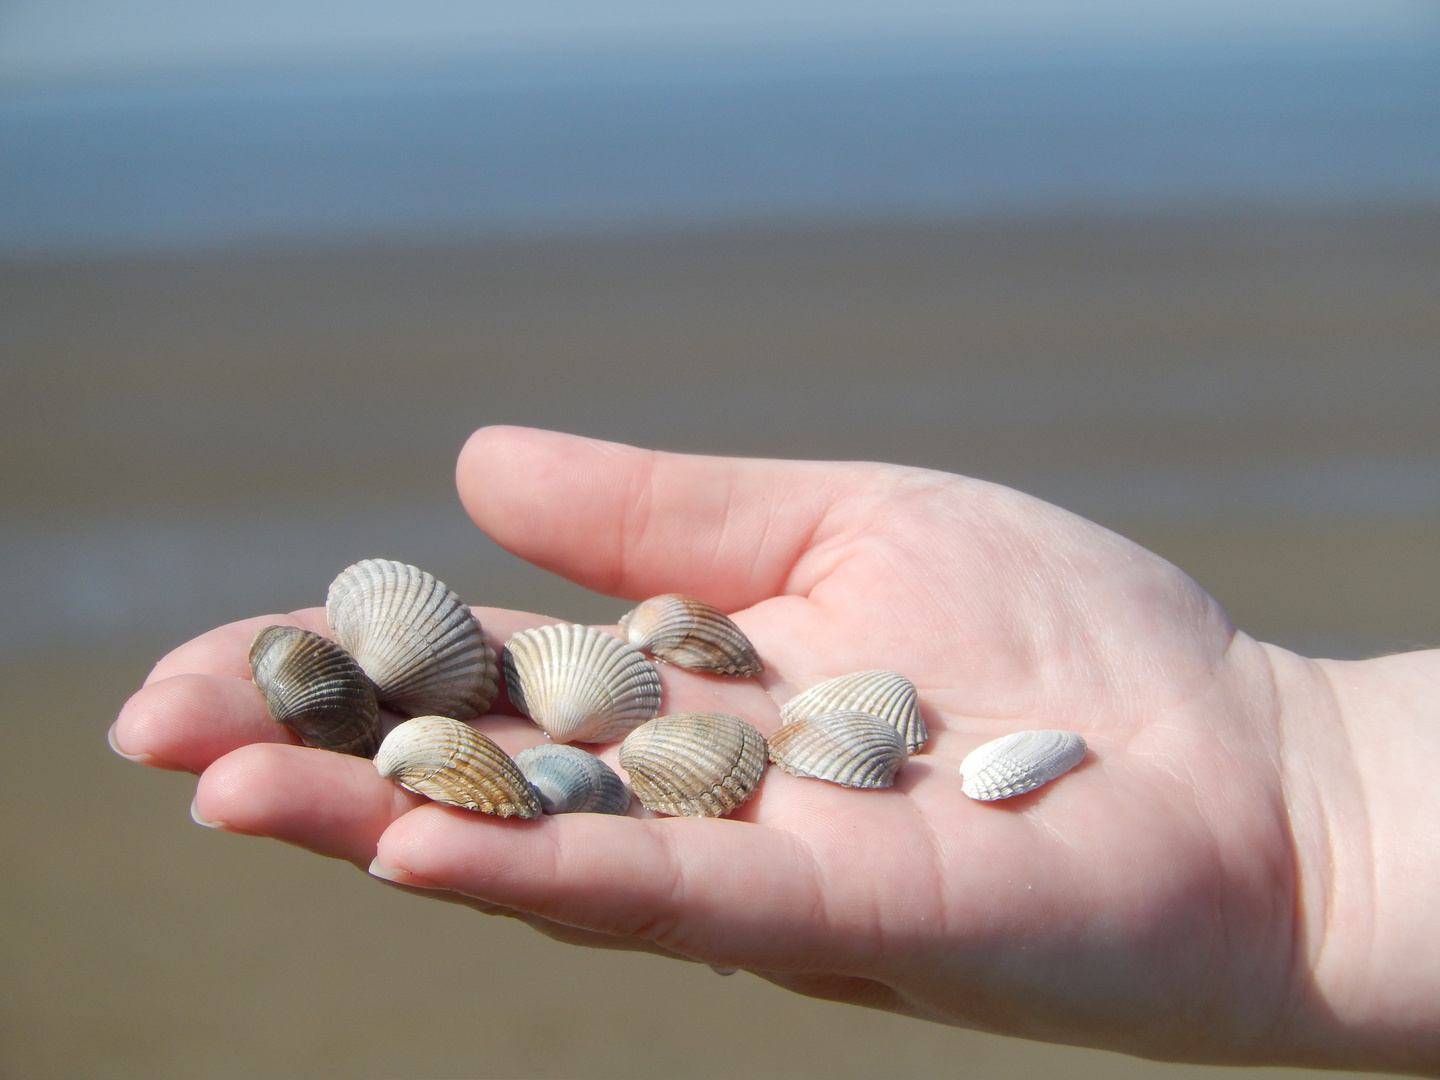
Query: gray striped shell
xmin=513 ymin=744 xmax=631 ymax=815
xmin=960 ymin=730 xmax=1087 ymax=801
xmin=779 ymin=670 xmax=927 ymax=754
xmin=326 ymin=558 xmax=499 ymax=722
xmin=248 ymin=624 xmax=380 ymax=757
xmin=619 ymin=712 xmax=767 ymax=817
xmin=502 ymin=624 xmax=662 ymax=744
xmin=618 ymin=594 xmax=762 ymax=677
xmin=374 ymin=715 xmax=541 ymax=818
xmin=767 ymin=710 xmax=906 ymax=789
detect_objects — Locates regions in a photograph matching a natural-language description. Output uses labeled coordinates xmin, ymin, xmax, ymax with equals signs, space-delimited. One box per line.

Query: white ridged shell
xmin=767 ymin=710 xmax=906 ymax=789
xmin=960 ymin=730 xmax=1087 ymax=801
xmin=502 ymin=624 xmax=662 ymax=744
xmin=248 ymin=624 xmax=380 ymax=757
xmin=374 ymin=715 xmax=540 ymax=818
xmin=779 ymin=670 xmax=927 ymax=754
xmin=513 ymin=744 xmax=631 ymax=815
xmin=326 ymin=558 xmax=498 ymax=722
xmin=618 ymin=594 xmax=762 ymax=676
xmin=619 ymin=712 xmax=767 ymax=817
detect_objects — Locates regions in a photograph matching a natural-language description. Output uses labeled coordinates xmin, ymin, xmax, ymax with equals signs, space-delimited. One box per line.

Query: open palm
xmin=115 ymin=426 xmax=1362 ymax=1067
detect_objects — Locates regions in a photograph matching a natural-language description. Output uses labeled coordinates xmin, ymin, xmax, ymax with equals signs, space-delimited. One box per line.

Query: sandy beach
xmin=2 ymin=207 xmax=1437 ymax=1077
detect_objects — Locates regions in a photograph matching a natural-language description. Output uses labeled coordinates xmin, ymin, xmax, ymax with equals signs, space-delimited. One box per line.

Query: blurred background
xmin=2 ymin=1 xmax=1437 ymax=1077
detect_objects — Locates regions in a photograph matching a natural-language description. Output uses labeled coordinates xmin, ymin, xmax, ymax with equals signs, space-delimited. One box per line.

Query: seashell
xmin=618 ymin=594 xmax=762 ymax=677
xmin=618 ymin=712 xmax=767 ymax=818
xmin=960 ymin=729 xmax=1087 ymax=801
xmin=248 ymin=624 xmax=380 ymax=757
xmin=767 ymin=710 xmax=906 ymax=789
xmin=502 ymin=624 xmax=662 ymax=744
xmin=374 ymin=715 xmax=541 ymax=818
xmin=326 ymin=558 xmax=498 ymax=722
xmin=513 ymin=744 xmax=631 ymax=815
xmin=779 ymin=670 xmax=927 ymax=754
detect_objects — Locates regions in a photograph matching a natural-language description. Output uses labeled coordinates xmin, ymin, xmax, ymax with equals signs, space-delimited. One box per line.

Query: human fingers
xmin=456 ymin=425 xmax=900 ymax=610
xmin=113 ymin=673 xmax=297 ymax=772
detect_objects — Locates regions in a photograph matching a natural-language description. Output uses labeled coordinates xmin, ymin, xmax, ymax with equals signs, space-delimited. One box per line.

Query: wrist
xmin=1270 ymin=644 xmax=1440 ymax=1074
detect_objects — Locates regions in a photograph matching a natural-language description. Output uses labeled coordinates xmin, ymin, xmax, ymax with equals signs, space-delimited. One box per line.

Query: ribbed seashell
xmin=618 ymin=712 xmax=767 ymax=817
xmin=326 ymin=558 xmax=498 ymax=721
xmin=502 ymin=624 xmax=662 ymax=744
xmin=513 ymin=744 xmax=631 ymax=815
xmin=248 ymin=624 xmax=380 ymax=757
xmin=374 ymin=715 xmax=541 ymax=818
xmin=960 ymin=730 xmax=1087 ymax=801
xmin=767 ymin=710 xmax=906 ymax=789
xmin=779 ymin=670 xmax=927 ymax=754
xmin=618 ymin=594 xmax=762 ymax=677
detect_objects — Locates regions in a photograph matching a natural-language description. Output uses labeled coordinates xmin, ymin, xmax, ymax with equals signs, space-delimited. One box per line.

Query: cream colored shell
xmin=779 ymin=670 xmax=927 ymax=754
xmin=619 ymin=712 xmax=767 ymax=817
xmin=767 ymin=710 xmax=906 ymax=789
xmin=326 ymin=558 xmax=499 ymax=721
xmin=959 ymin=729 xmax=1087 ymax=801
xmin=502 ymin=624 xmax=662 ymax=744
xmin=248 ymin=624 xmax=380 ymax=757
xmin=374 ymin=715 xmax=541 ymax=818
xmin=618 ymin=594 xmax=762 ymax=677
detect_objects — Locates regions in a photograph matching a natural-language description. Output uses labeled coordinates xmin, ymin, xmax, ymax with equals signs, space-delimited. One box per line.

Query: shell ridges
xmin=619 ymin=712 xmax=767 ymax=817
xmin=768 ymin=710 xmax=906 ymax=789
xmin=513 ymin=744 xmax=631 ymax=815
xmin=326 ymin=558 xmax=498 ymax=722
xmin=960 ymin=729 xmax=1087 ymax=801
xmin=618 ymin=594 xmax=762 ymax=676
xmin=374 ymin=715 xmax=541 ymax=818
xmin=502 ymin=624 xmax=662 ymax=744
xmin=779 ymin=670 xmax=927 ymax=754
xmin=248 ymin=624 xmax=380 ymax=757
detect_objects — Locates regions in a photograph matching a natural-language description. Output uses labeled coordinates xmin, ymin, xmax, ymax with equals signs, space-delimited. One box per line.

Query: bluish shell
xmin=513 ymin=744 xmax=632 ymax=815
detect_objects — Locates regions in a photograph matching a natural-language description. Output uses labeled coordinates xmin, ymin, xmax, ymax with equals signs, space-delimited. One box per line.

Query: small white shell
xmin=960 ymin=730 xmax=1087 ymax=801
xmin=327 ymin=558 xmax=499 ymax=721
xmin=374 ymin=715 xmax=541 ymax=818
xmin=618 ymin=594 xmax=762 ymax=676
xmin=248 ymin=624 xmax=380 ymax=757
xmin=513 ymin=744 xmax=631 ymax=815
xmin=619 ymin=712 xmax=767 ymax=817
xmin=779 ymin=670 xmax=927 ymax=754
xmin=502 ymin=624 xmax=662 ymax=744
xmin=767 ymin=710 xmax=906 ymax=789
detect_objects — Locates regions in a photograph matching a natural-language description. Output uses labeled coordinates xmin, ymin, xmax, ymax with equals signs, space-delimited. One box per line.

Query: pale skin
xmin=110 ymin=425 xmax=1440 ymax=1075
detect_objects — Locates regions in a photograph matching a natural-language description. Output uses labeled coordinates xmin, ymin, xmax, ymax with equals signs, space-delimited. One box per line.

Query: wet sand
xmin=3 ymin=207 xmax=1438 ymax=1076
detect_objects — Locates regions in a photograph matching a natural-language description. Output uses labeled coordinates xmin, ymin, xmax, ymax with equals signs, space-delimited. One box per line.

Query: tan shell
xmin=779 ymin=670 xmax=927 ymax=754
xmin=326 ymin=558 xmax=498 ymax=721
xmin=513 ymin=744 xmax=632 ymax=816
xmin=248 ymin=624 xmax=380 ymax=757
xmin=960 ymin=729 xmax=1087 ymax=801
xmin=618 ymin=594 xmax=762 ymax=677
xmin=618 ymin=712 xmax=767 ymax=817
xmin=768 ymin=710 xmax=906 ymax=789
xmin=502 ymin=624 xmax=662 ymax=744
xmin=374 ymin=715 xmax=541 ymax=818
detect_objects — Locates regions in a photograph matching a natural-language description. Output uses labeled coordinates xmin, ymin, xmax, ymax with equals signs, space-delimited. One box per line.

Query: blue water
xmin=2 ymin=41 xmax=1438 ymax=255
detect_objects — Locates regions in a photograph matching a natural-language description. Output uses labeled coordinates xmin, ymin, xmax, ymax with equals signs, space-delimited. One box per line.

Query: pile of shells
xmin=249 ymin=564 xmax=1089 ymax=818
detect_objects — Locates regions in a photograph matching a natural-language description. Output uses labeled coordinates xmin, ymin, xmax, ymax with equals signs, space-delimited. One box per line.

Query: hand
xmin=112 ymin=426 xmax=1440 ymax=1073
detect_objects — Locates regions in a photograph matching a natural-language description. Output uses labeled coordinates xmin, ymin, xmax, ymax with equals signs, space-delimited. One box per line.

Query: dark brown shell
xmin=248 ymin=625 xmax=380 ymax=757
xmin=618 ymin=594 xmax=762 ymax=677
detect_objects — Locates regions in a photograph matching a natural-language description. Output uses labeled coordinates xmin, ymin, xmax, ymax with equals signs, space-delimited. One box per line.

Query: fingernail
xmin=367 ymin=858 xmax=447 ymax=890
xmin=107 ymin=722 xmax=152 ymax=765
xmin=190 ymin=798 xmax=224 ymax=829
xmin=709 ymin=964 xmax=740 ymax=976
